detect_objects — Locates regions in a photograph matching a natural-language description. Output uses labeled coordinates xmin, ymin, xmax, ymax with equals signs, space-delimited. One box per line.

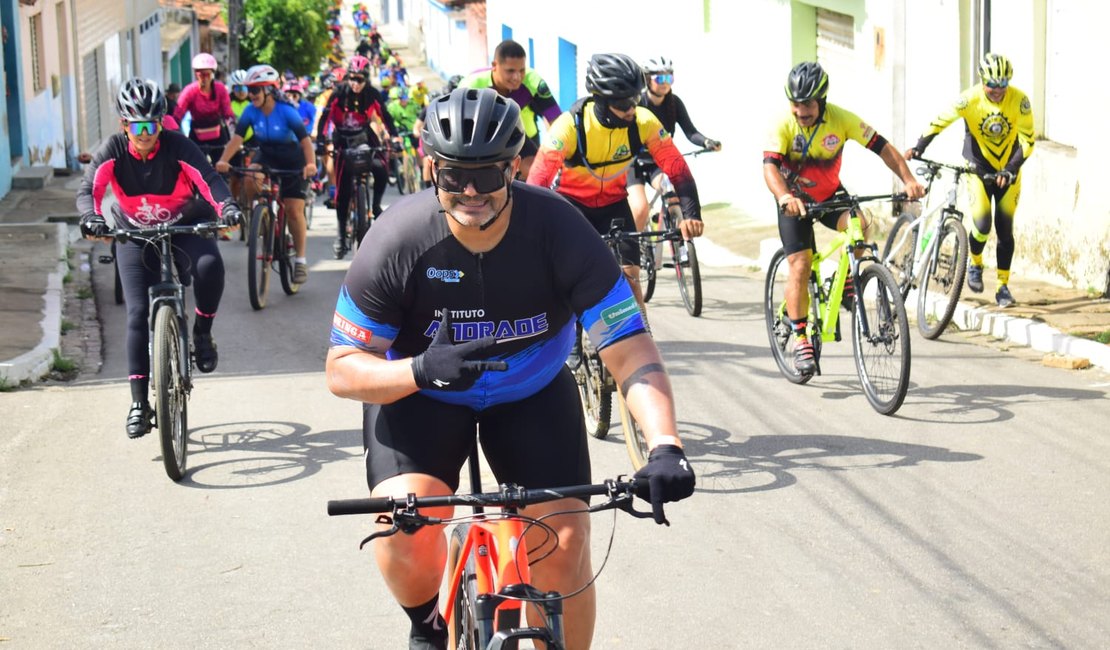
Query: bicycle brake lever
xmin=358 ymin=514 xmax=399 ymax=549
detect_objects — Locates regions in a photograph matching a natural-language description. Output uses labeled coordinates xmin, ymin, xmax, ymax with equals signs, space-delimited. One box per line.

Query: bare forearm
xmin=326 ymin=348 xmax=419 ymax=404
xmin=880 ymin=143 xmax=915 ymax=185
xmin=600 ymin=334 xmax=682 ymax=449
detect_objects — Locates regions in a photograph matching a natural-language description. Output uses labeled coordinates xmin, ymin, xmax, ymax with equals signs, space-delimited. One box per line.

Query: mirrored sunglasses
xmin=247 ymin=87 xmax=265 ymax=95
xmin=126 ymin=120 xmax=161 ymax=136
xmin=347 ymin=75 xmax=367 ymax=84
xmin=985 ymin=79 xmax=1009 ymax=89
xmin=652 ymin=73 xmax=674 ymax=85
xmin=435 ymin=165 xmax=509 ymax=194
xmin=609 ymin=96 xmax=638 ymax=111
xmin=233 ymin=84 xmax=249 ymax=93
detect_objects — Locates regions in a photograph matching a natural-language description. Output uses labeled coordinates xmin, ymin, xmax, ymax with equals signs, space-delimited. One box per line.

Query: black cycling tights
xmin=116 ymin=213 xmax=225 ymax=379
xmin=335 ymin=155 xmax=388 ymax=240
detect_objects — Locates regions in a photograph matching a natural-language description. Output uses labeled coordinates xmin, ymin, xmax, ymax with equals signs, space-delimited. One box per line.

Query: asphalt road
xmin=3 ymin=194 xmax=1110 ymax=648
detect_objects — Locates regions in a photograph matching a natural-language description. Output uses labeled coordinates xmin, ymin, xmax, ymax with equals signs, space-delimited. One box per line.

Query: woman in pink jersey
xmin=174 ymin=53 xmax=235 ymax=165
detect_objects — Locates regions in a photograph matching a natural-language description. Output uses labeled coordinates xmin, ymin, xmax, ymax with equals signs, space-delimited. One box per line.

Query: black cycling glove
xmin=219 ymin=201 xmax=244 ymax=228
xmin=633 ymin=444 xmax=696 ymax=525
xmin=412 ymin=310 xmax=507 ymax=391
xmin=79 ymin=213 xmax=110 ymax=238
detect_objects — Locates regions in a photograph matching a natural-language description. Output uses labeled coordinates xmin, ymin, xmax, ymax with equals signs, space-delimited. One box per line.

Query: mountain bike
xmin=764 ymin=192 xmax=912 ymax=415
xmin=331 ymin=136 xmax=388 ymax=257
xmin=390 ymin=135 xmax=422 ymax=195
xmin=102 ymin=221 xmax=226 ymax=481
xmin=881 ymin=157 xmax=984 ymax=339
xmin=635 ymin=149 xmax=711 ymax=316
xmin=327 ymin=446 xmax=664 ymax=649
xmin=228 ymin=164 xmax=305 ymax=310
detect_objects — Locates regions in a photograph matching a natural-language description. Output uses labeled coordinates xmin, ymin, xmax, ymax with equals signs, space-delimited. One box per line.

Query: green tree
xmin=238 ymin=0 xmax=332 ymax=76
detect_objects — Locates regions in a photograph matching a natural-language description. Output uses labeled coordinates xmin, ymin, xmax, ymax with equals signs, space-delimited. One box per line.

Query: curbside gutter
xmin=0 ymin=223 xmax=73 ymax=385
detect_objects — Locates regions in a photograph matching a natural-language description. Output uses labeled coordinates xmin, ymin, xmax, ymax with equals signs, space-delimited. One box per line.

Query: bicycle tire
xmin=393 ymin=156 xmax=407 ymax=196
xmin=673 ymin=235 xmax=702 ymax=316
xmin=764 ymin=248 xmax=814 ymax=385
xmin=575 ymin=328 xmax=611 ymax=439
xmin=640 ymin=238 xmax=657 ymax=302
xmin=112 ymin=247 xmax=124 ymax=305
xmin=351 ymin=180 xmax=369 ymax=253
xmin=881 ymin=213 xmax=918 ymax=301
xmin=916 ymin=217 xmax=968 ymax=339
xmin=448 ymin=524 xmax=482 ymax=650
xmin=153 ymin=305 xmax=188 ymax=481
xmin=304 ymin=185 xmax=315 ymax=231
xmin=852 ymin=263 xmax=911 ymax=415
xmin=618 ymin=390 xmax=648 ymax=470
xmin=278 ymin=212 xmax=300 ymax=296
xmin=247 ymin=204 xmax=273 ymax=310
xmin=402 ymin=152 xmax=420 ymax=195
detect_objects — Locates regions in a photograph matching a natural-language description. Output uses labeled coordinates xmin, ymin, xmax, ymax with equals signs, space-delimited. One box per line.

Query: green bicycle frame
xmin=802 ymin=209 xmax=869 ymax=343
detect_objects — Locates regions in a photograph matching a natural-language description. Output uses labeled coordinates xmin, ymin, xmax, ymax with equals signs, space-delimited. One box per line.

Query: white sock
xmin=295 ymin=257 xmax=307 ymax=265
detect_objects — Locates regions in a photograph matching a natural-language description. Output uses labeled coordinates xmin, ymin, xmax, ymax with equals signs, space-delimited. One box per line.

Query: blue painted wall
xmin=557 ymin=38 xmax=578 ymax=111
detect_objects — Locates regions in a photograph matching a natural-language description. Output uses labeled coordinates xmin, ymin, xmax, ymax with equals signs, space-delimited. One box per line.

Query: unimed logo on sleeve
xmin=600 ymin=297 xmax=638 ymax=327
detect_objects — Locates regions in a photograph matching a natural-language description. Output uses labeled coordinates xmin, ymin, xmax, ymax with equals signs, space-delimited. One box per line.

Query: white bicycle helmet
xmin=642 ymin=56 xmax=674 ymax=75
xmin=245 ymin=64 xmax=281 ymax=88
xmin=228 ymin=69 xmax=249 ymax=87
xmin=192 ymin=52 xmax=218 ymax=71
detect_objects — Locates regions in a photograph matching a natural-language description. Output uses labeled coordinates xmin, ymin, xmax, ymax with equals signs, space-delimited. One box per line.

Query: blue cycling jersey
xmin=236 ymin=101 xmax=308 ymax=149
xmin=329 ymin=184 xmax=645 ymax=411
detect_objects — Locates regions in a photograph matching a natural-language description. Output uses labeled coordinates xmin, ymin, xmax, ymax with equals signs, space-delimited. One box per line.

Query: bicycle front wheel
xmin=448 ymin=524 xmax=483 ymax=650
xmin=639 ymin=238 xmax=657 ymax=303
xmin=672 ymin=232 xmax=702 ymax=316
xmin=247 ymin=204 xmax=273 ymax=310
xmin=764 ymin=248 xmax=814 ymax=385
xmin=351 ymin=181 xmax=369 ymax=253
xmin=278 ymin=214 xmax=300 ymax=296
xmin=916 ymin=217 xmax=968 ymax=339
xmin=881 ymin=212 xmax=918 ymax=301
xmin=618 ymin=391 xmax=648 ymax=470
xmin=153 ymin=305 xmax=188 ymax=481
xmin=852 ymin=263 xmax=911 ymax=415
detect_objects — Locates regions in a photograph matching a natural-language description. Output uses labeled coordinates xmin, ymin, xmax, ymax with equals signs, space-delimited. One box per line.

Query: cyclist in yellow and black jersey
xmin=764 ymin=62 xmax=923 ymax=376
xmin=905 ymin=52 xmax=1035 ymax=307
xmin=527 ymin=53 xmax=702 ymax=309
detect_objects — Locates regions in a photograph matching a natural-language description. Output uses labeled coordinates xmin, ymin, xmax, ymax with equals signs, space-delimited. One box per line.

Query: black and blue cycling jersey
xmin=330 ymin=183 xmax=645 ymax=411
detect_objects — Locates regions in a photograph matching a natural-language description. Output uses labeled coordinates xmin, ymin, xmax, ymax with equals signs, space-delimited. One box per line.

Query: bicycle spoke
xmin=853 ymin=264 xmax=911 ymax=415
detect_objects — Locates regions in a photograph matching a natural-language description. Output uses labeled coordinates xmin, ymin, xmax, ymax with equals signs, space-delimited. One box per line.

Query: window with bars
xmin=29 ymin=13 xmax=46 ymax=94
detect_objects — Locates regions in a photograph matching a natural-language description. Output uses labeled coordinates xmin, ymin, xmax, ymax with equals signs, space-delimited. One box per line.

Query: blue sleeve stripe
xmin=329 ymin=286 xmax=399 ymax=349
xmin=579 ymin=278 xmax=645 ymax=350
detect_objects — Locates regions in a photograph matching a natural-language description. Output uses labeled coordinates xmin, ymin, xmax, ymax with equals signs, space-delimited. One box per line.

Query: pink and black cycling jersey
xmin=76 ymin=130 xmax=232 ymax=227
xmin=172 ymin=81 xmax=234 ymax=131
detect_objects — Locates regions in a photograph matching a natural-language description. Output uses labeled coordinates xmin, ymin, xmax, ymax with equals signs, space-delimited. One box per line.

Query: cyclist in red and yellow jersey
xmin=905 ymin=52 xmax=1035 ymax=307
xmin=764 ymin=62 xmax=923 ymax=376
xmin=527 ymin=53 xmax=702 ymax=309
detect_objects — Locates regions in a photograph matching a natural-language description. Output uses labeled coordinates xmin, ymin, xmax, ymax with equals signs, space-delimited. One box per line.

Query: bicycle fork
xmin=475 ymin=584 xmax=565 ymax=650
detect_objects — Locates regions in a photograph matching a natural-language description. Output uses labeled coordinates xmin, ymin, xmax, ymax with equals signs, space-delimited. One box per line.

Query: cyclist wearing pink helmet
xmin=174 ymin=52 xmax=234 ymax=164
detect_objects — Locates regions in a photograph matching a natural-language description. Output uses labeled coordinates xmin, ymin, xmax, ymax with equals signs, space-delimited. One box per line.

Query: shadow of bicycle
xmin=675 ymin=421 xmax=982 ymax=494
xmin=172 ymin=420 xmax=362 ymax=489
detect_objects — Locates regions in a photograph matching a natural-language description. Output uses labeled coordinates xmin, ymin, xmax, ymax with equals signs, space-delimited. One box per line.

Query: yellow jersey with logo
xmin=764 ymin=103 xmax=881 ymax=202
xmin=915 ymin=85 xmax=1035 ymax=173
xmin=528 ymin=102 xmax=695 ymax=210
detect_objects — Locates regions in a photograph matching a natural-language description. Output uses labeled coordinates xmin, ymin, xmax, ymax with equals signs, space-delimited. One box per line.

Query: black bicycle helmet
xmin=421 ymin=88 xmax=525 ymax=164
xmin=784 ymin=62 xmax=829 ymax=102
xmin=585 ymin=53 xmax=644 ymax=99
xmin=116 ymin=78 xmax=167 ymax=121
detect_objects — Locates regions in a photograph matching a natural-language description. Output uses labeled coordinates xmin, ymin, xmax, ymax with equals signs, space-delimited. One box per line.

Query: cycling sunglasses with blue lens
xmin=126 ymin=120 xmax=161 ymax=136
xmin=435 ymin=165 xmax=510 ymax=194
xmin=652 ymin=73 xmax=674 ymax=85
xmin=233 ymin=84 xmax=249 ymax=93
xmin=985 ymin=79 xmax=1009 ymax=89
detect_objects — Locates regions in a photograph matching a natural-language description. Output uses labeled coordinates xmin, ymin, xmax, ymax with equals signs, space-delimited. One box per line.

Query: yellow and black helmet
xmin=785 ymin=62 xmax=829 ymax=102
xmin=978 ymin=53 xmax=1013 ymax=84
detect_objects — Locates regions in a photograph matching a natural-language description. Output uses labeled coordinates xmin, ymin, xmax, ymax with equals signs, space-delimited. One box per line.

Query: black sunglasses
xmin=435 ymin=165 xmax=510 ymax=194
xmin=347 ymin=75 xmax=367 ymax=84
xmin=609 ymin=96 xmax=638 ymax=111
xmin=247 ymin=87 xmax=265 ymax=95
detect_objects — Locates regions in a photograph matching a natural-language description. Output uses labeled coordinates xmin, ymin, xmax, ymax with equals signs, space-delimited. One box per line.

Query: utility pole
xmin=227 ymin=0 xmax=241 ymax=72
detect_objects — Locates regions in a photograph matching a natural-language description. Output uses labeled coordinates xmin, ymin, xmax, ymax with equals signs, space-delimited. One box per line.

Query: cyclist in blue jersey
xmin=325 ymin=88 xmax=696 ymax=650
xmin=217 ymin=64 xmax=317 ymax=284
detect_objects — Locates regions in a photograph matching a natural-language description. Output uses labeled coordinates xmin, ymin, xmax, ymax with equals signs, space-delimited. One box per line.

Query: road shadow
xmin=894 ymin=381 xmax=1109 ymax=425
xmin=671 ymin=422 xmax=982 ymax=494
xmin=171 ymin=420 xmax=362 ymax=489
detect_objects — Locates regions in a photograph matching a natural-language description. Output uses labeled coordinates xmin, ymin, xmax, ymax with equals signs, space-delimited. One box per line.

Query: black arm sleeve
xmin=671 ymin=95 xmax=709 ymax=148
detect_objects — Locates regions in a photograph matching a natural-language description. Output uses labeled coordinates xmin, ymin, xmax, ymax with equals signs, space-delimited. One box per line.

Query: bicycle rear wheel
xmin=153 ymin=305 xmax=188 ymax=481
xmin=247 ymin=204 xmax=273 ymax=310
xmin=575 ymin=328 xmax=611 ymax=439
xmin=764 ymin=248 xmax=815 ymax=385
xmin=618 ymin=391 xmax=648 ymax=470
xmin=852 ymin=263 xmax=911 ymax=415
xmin=639 ymin=238 xmax=657 ymax=302
xmin=448 ymin=524 xmax=482 ymax=649
xmin=916 ymin=217 xmax=968 ymax=339
xmin=881 ymin=212 xmax=917 ymax=301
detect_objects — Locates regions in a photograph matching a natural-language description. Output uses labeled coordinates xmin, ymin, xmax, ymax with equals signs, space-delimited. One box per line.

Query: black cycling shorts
xmin=363 ymin=367 xmax=591 ymax=495
xmin=777 ymin=189 xmax=846 ymax=256
xmin=254 ymin=150 xmax=308 ymax=200
xmin=626 ymin=159 xmax=661 ymax=188
xmin=567 ymin=197 xmax=641 ymax=267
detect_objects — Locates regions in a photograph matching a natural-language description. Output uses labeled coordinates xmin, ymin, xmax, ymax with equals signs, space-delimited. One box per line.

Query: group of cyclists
xmin=74 ymin=4 xmax=1031 ymax=642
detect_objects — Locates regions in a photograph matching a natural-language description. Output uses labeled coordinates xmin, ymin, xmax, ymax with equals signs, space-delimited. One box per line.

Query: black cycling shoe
xmin=408 ymin=627 xmax=447 ymax=650
xmin=194 ymin=331 xmax=218 ymax=373
xmin=333 ymin=236 xmax=348 ymax=259
xmin=126 ymin=401 xmax=154 ymax=439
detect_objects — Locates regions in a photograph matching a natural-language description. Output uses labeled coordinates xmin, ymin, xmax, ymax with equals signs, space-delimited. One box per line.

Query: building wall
xmin=18 ymin=0 xmax=76 ymax=168
xmin=484 ymin=0 xmax=1109 ymax=291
